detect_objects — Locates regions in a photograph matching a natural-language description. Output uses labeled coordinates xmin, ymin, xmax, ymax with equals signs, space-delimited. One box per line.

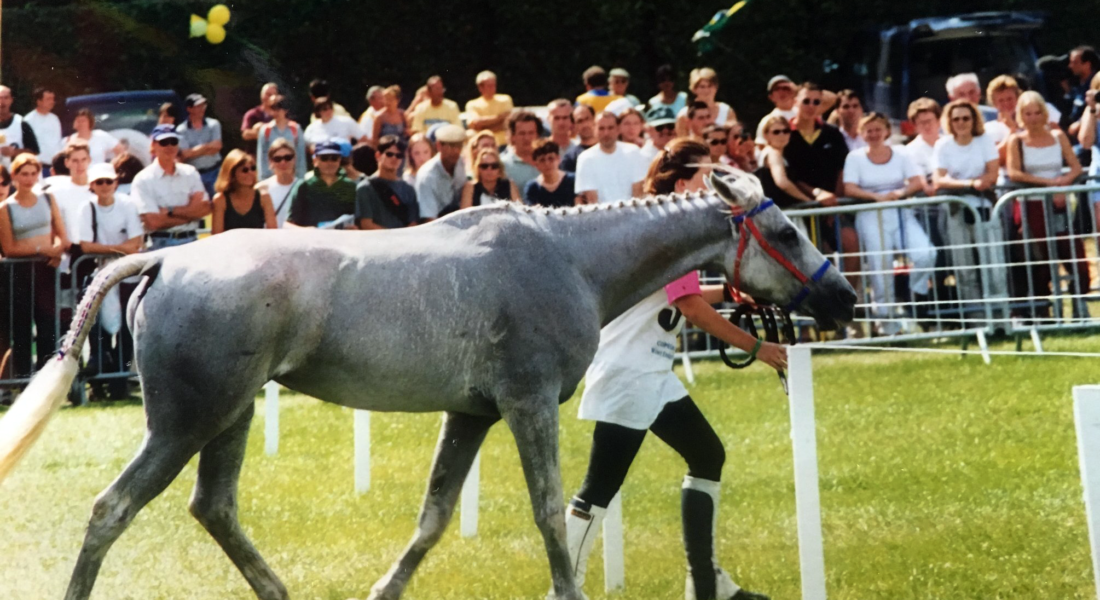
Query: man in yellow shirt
xmin=410 ymin=76 xmax=461 ymax=134
xmin=575 ymin=66 xmax=622 ymax=114
xmin=465 ymin=71 xmax=514 ymax=147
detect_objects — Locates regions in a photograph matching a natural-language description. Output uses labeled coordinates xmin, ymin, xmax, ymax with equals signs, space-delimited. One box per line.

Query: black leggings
xmin=576 ymin=396 xmax=725 ymax=508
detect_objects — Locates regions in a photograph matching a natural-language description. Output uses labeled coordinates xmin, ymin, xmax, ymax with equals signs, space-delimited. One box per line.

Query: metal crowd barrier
xmin=0 ymin=253 xmax=139 ymax=405
xmin=680 ymin=183 xmax=1100 ymax=358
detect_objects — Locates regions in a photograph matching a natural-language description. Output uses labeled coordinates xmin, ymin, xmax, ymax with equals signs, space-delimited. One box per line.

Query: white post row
xmin=603 ymin=492 xmax=625 ymax=592
xmin=1073 ymin=385 xmax=1100 ymax=600
xmin=354 ymin=410 xmax=371 ymax=493
xmin=787 ymin=346 xmax=827 ymax=600
xmin=460 ymin=450 xmax=480 ymax=537
xmin=264 ymin=381 xmax=280 ymax=456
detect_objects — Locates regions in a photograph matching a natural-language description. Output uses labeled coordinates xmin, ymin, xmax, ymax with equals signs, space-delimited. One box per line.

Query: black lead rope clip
xmin=719 ymin=304 xmax=796 ymax=394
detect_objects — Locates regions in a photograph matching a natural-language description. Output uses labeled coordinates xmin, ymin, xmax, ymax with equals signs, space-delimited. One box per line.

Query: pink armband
xmin=664 ymin=272 xmax=702 ymax=304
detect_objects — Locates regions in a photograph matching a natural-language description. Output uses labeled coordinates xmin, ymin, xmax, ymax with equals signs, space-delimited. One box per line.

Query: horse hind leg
xmin=499 ymin=392 xmax=584 ymax=600
xmin=366 ymin=411 xmax=498 ymax=600
xmin=188 ymin=402 xmax=289 ymax=600
xmin=64 ymin=433 xmax=202 ymax=600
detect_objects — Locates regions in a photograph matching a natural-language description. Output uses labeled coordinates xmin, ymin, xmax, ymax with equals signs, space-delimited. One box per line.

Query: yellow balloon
xmin=206 ymin=23 xmax=226 ymax=44
xmin=190 ymin=15 xmax=207 ymax=38
xmin=208 ymin=4 xmax=231 ymax=26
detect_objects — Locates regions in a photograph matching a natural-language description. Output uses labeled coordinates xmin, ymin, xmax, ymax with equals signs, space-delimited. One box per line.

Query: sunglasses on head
xmin=157 ymin=138 xmax=180 ymax=147
xmin=801 ymin=98 xmax=822 ymax=106
xmin=91 ymin=178 xmax=116 ymax=186
xmin=708 ymin=138 xmax=728 ymax=146
xmin=769 ymin=128 xmax=791 ymax=135
xmin=318 ymin=154 xmax=341 ymax=162
xmin=270 ymin=154 xmax=295 ymax=163
xmin=479 ymin=163 xmax=501 ymax=170
xmin=382 ymin=151 xmax=402 ymax=158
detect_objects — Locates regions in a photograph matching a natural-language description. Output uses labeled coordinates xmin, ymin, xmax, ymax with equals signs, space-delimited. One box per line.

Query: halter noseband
xmin=726 ymin=199 xmax=832 ymax=313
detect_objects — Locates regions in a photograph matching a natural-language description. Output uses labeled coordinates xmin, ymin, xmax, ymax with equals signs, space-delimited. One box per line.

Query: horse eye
xmin=778 ymin=227 xmax=799 ymax=244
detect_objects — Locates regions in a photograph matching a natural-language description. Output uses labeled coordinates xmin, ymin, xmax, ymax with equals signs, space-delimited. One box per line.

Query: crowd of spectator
xmin=1 ymin=47 xmax=1100 ymax=389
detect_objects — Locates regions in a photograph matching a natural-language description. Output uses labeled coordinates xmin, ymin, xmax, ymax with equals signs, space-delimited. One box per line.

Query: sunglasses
xmin=270 ymin=154 xmax=295 ymax=163
xmin=318 ymin=155 xmax=341 ymax=162
xmin=951 ymin=115 xmax=973 ymax=122
xmin=237 ymin=165 xmax=256 ymax=173
xmin=382 ymin=151 xmax=402 ymax=158
xmin=479 ymin=163 xmax=501 ymax=170
xmin=157 ymin=138 xmax=180 ymax=147
xmin=91 ymin=178 xmax=116 ymax=186
xmin=769 ymin=128 xmax=791 ymax=135
xmin=708 ymin=138 xmax=728 ymax=146
xmin=655 ymin=124 xmax=676 ymax=133
xmin=801 ymin=98 xmax=822 ymax=106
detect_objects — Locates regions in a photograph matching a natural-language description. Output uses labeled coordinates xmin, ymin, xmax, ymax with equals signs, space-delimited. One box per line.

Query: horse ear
xmin=708 ymin=172 xmax=763 ymax=210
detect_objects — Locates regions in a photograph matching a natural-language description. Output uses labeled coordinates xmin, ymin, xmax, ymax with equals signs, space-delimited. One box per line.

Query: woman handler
xmin=562 ymin=138 xmax=783 ymax=600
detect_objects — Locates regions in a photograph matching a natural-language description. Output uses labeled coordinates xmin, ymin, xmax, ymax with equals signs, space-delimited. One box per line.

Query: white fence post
xmin=1074 ymin=385 xmax=1100 ymax=600
xmin=460 ymin=450 xmax=480 ymax=537
xmin=603 ymin=492 xmax=625 ymax=592
xmin=354 ymin=410 xmax=371 ymax=494
xmin=263 ymin=381 xmax=279 ymax=456
xmin=788 ymin=346 xmax=827 ymax=600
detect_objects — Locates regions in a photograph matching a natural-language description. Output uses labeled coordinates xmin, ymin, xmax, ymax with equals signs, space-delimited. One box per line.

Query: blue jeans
xmin=199 ymin=168 xmax=219 ymax=199
xmin=148 ymin=234 xmax=197 ymax=250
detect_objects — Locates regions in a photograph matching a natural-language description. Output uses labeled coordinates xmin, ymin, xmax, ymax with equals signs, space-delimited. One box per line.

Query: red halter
xmin=726 ymin=199 xmax=832 ymax=312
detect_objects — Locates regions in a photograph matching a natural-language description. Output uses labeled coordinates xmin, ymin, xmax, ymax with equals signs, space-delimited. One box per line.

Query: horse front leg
xmin=500 ymin=393 xmax=584 ymax=600
xmin=365 ymin=411 xmax=498 ymax=600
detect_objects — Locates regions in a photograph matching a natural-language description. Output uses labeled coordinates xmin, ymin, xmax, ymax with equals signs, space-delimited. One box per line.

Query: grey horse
xmin=0 ymin=172 xmax=855 ymax=600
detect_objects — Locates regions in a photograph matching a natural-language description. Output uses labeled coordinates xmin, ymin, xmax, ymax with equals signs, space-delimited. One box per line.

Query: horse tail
xmin=0 ymin=252 xmax=159 ymax=484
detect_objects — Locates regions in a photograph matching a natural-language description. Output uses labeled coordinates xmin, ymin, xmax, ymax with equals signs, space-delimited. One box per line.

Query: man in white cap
xmin=133 ymin=124 xmax=210 ymax=249
xmin=415 ymin=123 xmax=467 ymax=221
xmin=78 ymin=162 xmax=145 ymax=390
xmin=754 ymin=75 xmax=838 ymax=144
xmin=604 ymin=68 xmax=642 ymax=115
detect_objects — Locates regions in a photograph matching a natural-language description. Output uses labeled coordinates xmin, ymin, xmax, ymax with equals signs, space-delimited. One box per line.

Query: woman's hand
xmin=756 ymin=341 xmax=788 ymax=371
xmin=1053 ymin=193 xmax=1068 ymax=210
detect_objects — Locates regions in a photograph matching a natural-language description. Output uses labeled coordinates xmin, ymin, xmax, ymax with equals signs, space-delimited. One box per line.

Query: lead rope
xmin=718 ymin=289 xmax=796 ymax=394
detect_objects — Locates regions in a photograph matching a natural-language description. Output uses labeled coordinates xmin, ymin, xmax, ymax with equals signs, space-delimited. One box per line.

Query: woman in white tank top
xmin=1005 ymin=91 xmax=1086 ymax=318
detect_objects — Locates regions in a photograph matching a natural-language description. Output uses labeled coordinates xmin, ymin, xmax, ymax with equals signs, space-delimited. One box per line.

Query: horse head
xmin=708 ymin=170 xmax=856 ymax=331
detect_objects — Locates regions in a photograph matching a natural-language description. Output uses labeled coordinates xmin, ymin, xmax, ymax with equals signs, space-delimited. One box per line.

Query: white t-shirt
xmin=843 ymin=147 xmax=922 ymax=194
xmin=578 ymin=275 xmax=697 ymax=429
xmin=24 ymin=110 xmax=62 ymax=164
xmin=261 ymin=178 xmax=300 ymax=228
xmin=304 ymin=116 xmax=363 ymax=146
xmin=841 ymin=129 xmax=868 ymax=152
xmin=66 ymin=130 xmax=121 ymax=165
xmin=676 ymin=102 xmax=733 ymax=124
xmin=639 ymin=141 xmax=662 ymax=163
xmin=574 ymin=142 xmax=649 ymax=204
xmin=45 ymin=177 xmax=96 ymax=243
xmin=77 ymin=194 xmax=144 ymax=246
xmin=904 ymin=136 xmax=937 ymax=177
xmin=983 ymin=120 xmax=1011 ymax=147
xmin=931 ymin=134 xmax=998 ymax=181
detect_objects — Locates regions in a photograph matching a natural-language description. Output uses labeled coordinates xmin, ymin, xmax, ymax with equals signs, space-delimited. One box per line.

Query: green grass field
xmin=2 ymin=336 xmax=1099 ymax=599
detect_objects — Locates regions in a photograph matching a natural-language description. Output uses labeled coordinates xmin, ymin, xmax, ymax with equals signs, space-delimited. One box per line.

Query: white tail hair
xmin=0 ymin=254 xmax=154 ymax=484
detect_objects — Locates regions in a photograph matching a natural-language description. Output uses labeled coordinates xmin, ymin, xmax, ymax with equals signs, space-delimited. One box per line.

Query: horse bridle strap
xmin=727 ymin=199 xmax=832 ymax=312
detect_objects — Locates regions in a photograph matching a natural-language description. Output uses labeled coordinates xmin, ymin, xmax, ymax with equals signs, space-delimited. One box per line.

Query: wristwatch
xmin=167 ymin=208 xmax=175 ymax=217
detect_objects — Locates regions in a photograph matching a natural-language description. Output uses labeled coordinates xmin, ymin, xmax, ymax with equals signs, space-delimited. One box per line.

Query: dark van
xmin=825 ymin=11 xmax=1047 ymax=134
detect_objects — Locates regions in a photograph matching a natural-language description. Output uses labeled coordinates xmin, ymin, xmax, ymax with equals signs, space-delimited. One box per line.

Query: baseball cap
xmin=767 ymin=75 xmax=795 ymax=92
xmin=150 ymin=124 xmax=179 ymax=142
xmin=435 ymin=124 xmax=467 ymax=144
xmin=609 ymin=68 xmax=631 ymax=79
xmin=87 ymin=163 xmax=117 ymax=182
xmin=184 ymin=93 xmax=208 ymax=108
xmin=313 ymin=140 xmax=342 ymax=156
xmin=645 ymin=106 xmax=677 ymax=127
xmin=334 ymin=138 xmax=353 ymax=158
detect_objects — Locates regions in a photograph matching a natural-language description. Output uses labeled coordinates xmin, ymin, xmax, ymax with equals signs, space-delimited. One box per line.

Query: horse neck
xmin=557 ymin=193 xmax=734 ymax=325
